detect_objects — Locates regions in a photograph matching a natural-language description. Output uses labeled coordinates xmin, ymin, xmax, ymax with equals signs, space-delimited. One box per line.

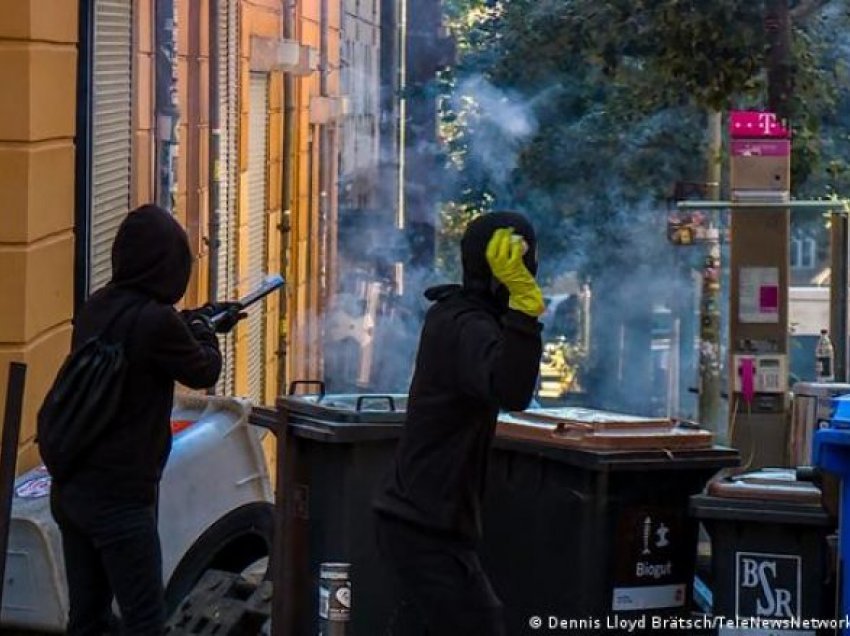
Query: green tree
xmin=439 ymin=0 xmax=850 ymax=413
xmin=440 ymin=0 xmax=849 ymax=273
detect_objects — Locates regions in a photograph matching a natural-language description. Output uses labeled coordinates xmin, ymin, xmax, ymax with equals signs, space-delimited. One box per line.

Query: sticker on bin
xmin=733 ymin=552 xmax=805 ymax=630
xmin=612 ymin=507 xmax=689 ymax=610
xmin=612 ymin=584 xmax=686 ymax=611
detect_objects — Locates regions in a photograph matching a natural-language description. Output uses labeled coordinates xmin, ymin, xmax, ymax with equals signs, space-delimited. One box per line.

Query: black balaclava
xmin=460 ymin=211 xmax=538 ymax=309
xmin=110 ymin=204 xmax=193 ymax=305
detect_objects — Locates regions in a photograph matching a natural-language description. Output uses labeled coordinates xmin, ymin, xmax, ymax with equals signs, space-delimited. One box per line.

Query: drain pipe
xmin=74 ymin=0 xmax=94 ymax=306
xmin=208 ymin=0 xmax=221 ymax=302
xmin=278 ymin=2 xmax=297 ymax=396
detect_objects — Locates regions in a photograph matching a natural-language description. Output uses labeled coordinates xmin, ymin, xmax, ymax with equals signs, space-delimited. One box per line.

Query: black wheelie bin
xmin=691 ymin=468 xmax=836 ymax=635
xmin=275 ymin=384 xmax=407 ymax=636
xmin=481 ymin=408 xmax=739 ymax=635
xmin=274 ymin=392 xmax=737 ymax=636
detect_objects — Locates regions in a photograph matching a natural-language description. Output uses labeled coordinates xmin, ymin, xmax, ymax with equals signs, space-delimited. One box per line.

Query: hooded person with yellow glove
xmin=374 ymin=211 xmax=543 ymax=635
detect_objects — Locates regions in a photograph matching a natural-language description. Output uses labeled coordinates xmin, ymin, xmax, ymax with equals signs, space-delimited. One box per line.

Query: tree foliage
xmin=438 ymin=0 xmax=850 ymax=282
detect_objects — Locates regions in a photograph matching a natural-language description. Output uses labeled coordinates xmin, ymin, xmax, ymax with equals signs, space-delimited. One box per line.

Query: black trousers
xmin=375 ymin=513 xmax=506 ymax=636
xmin=50 ymin=484 xmax=166 ymax=635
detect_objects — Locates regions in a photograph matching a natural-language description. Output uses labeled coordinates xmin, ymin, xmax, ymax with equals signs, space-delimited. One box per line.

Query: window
xmin=88 ymin=0 xmax=134 ymax=294
xmin=791 ymin=235 xmax=817 ymax=269
xmin=245 ymin=73 xmax=270 ymax=404
xmin=801 ymin=237 xmax=816 ymax=268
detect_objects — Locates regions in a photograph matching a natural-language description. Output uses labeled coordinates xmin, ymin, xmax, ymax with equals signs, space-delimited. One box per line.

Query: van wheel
xmin=164 ymin=502 xmax=275 ymax=614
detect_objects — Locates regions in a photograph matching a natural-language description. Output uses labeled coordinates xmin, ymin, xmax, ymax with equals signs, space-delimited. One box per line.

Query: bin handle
xmin=356 ymin=395 xmax=396 ymax=412
xmin=288 ymin=380 xmax=326 ymax=400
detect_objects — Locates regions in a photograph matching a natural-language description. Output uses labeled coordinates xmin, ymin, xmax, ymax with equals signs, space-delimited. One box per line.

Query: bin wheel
xmin=164 ymin=502 xmax=275 ymax=614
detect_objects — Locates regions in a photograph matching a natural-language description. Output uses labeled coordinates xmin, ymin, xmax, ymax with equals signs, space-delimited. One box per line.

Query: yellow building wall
xmin=0 ymin=0 xmax=79 ymax=473
xmin=233 ymin=0 xmax=284 ymax=406
xmin=177 ymin=0 xmax=212 ymax=308
xmin=288 ymin=0 xmax=341 ymax=385
xmin=132 ymin=0 xmax=155 ymax=211
xmin=0 ymin=0 xmax=342 ymax=475
xmin=131 ymin=0 xmax=341 ymax=406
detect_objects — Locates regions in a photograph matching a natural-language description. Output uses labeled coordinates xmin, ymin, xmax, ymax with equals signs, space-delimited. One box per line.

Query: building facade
xmin=0 ymin=0 xmax=79 ymax=473
xmin=0 ymin=0 xmax=345 ymax=472
xmin=0 ymin=0 xmax=449 ymax=473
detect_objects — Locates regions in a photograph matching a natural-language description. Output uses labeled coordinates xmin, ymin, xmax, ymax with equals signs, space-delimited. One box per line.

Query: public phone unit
xmin=732 ymin=354 xmax=788 ymax=394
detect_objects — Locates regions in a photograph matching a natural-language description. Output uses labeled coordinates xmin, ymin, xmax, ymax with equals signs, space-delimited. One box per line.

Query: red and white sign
xmin=730 ymin=111 xmax=790 ymax=139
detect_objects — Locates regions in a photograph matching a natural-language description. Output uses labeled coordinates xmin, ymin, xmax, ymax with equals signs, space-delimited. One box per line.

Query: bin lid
xmin=707 ymin=468 xmax=822 ymax=504
xmin=692 ymin=469 xmax=830 ymax=526
xmin=497 ymin=408 xmax=714 ymax=451
xmin=831 ymin=394 xmax=850 ymax=429
xmin=791 ymin=382 xmax=850 ymax=400
xmin=277 ymin=392 xmax=407 ymax=442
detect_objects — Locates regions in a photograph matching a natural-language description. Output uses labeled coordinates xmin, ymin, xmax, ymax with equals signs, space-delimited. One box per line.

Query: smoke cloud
xmin=451 ymin=76 xmax=539 ymax=192
xmin=321 ymin=15 xmax=717 ymax=420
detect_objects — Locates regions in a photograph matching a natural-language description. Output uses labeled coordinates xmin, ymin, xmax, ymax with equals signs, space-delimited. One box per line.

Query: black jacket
xmin=61 ymin=206 xmax=221 ymax=502
xmin=374 ymin=212 xmax=543 ymax=541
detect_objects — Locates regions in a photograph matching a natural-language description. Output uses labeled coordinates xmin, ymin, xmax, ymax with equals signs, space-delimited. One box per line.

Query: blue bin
xmin=812 ymin=394 xmax=850 ymax=635
xmin=830 ymin=394 xmax=850 ymax=429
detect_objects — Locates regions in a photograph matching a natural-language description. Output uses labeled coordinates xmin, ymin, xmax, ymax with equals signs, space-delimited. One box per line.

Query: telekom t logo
xmin=758 ymin=113 xmax=779 ymax=135
xmin=730 ymin=111 xmax=789 ymax=138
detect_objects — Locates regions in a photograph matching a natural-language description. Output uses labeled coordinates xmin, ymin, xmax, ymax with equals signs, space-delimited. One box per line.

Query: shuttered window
xmin=246 ymin=74 xmax=270 ymax=404
xmin=216 ymin=0 xmax=240 ymax=396
xmin=89 ymin=0 xmax=133 ymax=294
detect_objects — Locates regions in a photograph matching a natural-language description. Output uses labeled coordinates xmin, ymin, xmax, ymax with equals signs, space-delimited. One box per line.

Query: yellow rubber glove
xmin=485 ymin=227 xmax=545 ymax=317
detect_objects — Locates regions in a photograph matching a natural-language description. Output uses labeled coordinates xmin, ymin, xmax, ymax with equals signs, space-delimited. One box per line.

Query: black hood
xmin=461 ymin=211 xmax=538 ymax=298
xmin=110 ymin=204 xmax=193 ymax=304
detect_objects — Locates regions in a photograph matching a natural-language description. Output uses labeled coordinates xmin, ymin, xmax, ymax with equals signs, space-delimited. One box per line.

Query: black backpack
xmin=37 ymin=301 xmax=147 ymax=481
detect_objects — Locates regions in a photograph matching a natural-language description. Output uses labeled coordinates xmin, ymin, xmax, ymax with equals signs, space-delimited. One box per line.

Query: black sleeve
xmin=456 ymin=309 xmax=543 ymax=411
xmin=148 ymin=307 xmax=222 ymax=389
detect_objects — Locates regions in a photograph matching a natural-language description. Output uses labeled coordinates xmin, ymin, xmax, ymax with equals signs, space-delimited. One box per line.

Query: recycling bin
xmin=481 ymin=409 xmax=739 ymax=634
xmin=691 ymin=469 xmax=835 ymax=635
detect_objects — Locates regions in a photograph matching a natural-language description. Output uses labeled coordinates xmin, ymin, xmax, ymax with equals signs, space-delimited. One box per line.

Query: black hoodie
xmin=374 ymin=212 xmax=543 ymax=541
xmin=60 ymin=205 xmax=221 ymax=502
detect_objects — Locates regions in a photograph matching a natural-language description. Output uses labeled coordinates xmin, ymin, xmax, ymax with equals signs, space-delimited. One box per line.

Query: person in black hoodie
xmin=49 ymin=205 xmax=240 ymax=635
xmin=373 ymin=211 xmax=544 ymax=635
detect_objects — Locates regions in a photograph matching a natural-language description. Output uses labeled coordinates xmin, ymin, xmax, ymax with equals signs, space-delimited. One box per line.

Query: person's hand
xmin=181 ymin=309 xmax=215 ymax=341
xmin=212 ymin=305 xmax=248 ymax=334
xmin=199 ymin=302 xmax=247 ymax=334
xmin=485 ymin=228 xmax=544 ymax=317
xmin=188 ymin=302 xmax=247 ymax=334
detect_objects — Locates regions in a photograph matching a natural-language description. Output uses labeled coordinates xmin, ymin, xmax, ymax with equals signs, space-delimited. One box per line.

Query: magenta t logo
xmin=730 ymin=111 xmax=790 ymax=139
